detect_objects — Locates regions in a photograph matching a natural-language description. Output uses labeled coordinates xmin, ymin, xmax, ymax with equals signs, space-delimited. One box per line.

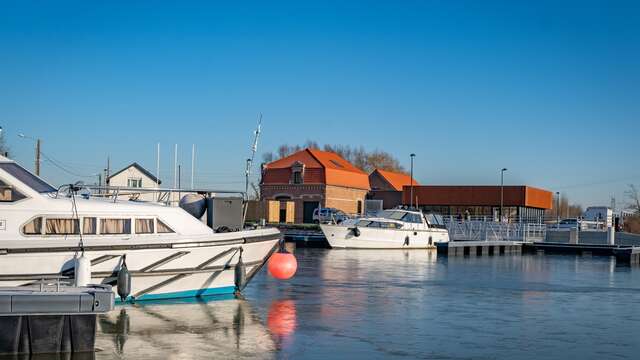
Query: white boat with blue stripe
xmin=0 ymin=155 xmax=280 ymax=301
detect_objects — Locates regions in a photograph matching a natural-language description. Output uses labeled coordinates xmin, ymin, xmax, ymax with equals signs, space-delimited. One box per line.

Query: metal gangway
xmin=444 ymin=217 xmax=546 ymax=242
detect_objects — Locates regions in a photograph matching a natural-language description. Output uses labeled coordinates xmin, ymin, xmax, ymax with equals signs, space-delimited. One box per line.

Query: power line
xmin=40 ymin=151 xmax=98 ymax=179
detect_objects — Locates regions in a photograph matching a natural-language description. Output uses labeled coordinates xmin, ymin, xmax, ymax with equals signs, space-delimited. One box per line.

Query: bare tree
xmin=626 ymin=184 xmax=640 ymax=214
xmin=262 ymin=142 xmax=408 ymax=174
xmin=545 ymin=194 xmax=583 ymax=220
xmin=0 ymin=129 xmax=8 ymax=156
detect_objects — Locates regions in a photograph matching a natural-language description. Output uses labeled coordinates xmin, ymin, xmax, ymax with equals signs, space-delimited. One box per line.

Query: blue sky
xmin=1 ymin=1 xmax=638 ymax=208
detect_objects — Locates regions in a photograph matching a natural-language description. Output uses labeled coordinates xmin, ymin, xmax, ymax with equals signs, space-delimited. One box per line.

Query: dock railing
xmin=444 ymin=217 xmax=546 ymax=242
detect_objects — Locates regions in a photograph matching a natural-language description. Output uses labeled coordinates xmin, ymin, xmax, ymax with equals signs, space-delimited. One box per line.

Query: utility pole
xmin=178 ymin=164 xmax=181 ymax=188
xmin=106 ymin=156 xmax=110 ymax=183
xmin=35 ymin=139 xmax=41 ymax=176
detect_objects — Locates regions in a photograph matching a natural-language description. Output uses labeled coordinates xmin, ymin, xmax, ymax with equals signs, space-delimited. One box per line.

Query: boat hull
xmin=320 ymin=224 xmax=448 ymax=249
xmin=0 ymin=229 xmax=280 ymax=301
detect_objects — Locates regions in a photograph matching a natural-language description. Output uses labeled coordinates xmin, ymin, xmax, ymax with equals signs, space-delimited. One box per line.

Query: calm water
xmin=95 ymin=249 xmax=640 ymax=359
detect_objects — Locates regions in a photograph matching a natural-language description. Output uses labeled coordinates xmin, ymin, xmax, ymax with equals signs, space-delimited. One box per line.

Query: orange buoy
xmin=267 ymin=300 xmax=297 ymax=337
xmin=268 ymin=251 xmax=297 ymax=280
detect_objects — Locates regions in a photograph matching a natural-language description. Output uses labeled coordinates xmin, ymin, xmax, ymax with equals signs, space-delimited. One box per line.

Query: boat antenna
xmin=245 ymin=113 xmax=262 ymax=198
xmin=243 ymin=113 xmax=262 ymax=224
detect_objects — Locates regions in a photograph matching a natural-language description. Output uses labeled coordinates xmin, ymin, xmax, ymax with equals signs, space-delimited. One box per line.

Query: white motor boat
xmin=320 ymin=208 xmax=449 ymax=249
xmin=0 ymin=155 xmax=280 ymax=301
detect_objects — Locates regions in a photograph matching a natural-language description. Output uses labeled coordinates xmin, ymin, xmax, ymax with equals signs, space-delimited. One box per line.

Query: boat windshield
xmin=424 ymin=213 xmax=445 ymax=227
xmin=378 ymin=210 xmax=423 ymax=224
xmin=378 ymin=210 xmax=407 ymax=220
xmin=0 ymin=163 xmax=56 ymax=193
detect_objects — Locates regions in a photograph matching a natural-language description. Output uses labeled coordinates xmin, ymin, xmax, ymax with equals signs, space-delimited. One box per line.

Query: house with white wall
xmin=107 ymin=162 xmax=161 ymax=202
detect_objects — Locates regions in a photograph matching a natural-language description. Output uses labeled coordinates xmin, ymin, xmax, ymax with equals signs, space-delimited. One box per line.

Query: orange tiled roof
xmin=263 ymin=148 xmax=370 ymax=190
xmin=372 ymin=168 xmax=419 ymax=191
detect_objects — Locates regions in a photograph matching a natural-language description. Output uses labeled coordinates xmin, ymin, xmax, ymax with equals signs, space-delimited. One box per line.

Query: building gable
xmin=107 ymin=162 xmax=161 ymax=185
xmin=370 ymin=169 xmax=418 ymax=191
xmin=262 ymin=148 xmax=370 ymax=190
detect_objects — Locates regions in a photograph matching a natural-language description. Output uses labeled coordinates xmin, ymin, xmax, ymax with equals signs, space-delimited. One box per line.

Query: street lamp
xmin=500 ymin=168 xmax=507 ymax=222
xmin=556 ymin=191 xmax=560 ymax=229
xmin=18 ymin=133 xmax=41 ymax=176
xmin=410 ymin=154 xmax=416 ymax=209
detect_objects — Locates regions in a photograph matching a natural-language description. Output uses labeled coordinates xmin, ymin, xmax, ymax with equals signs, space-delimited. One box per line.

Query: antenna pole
xmin=243 ymin=113 xmax=262 ymax=225
xmin=173 ymin=144 xmax=178 ymax=189
xmin=191 ymin=144 xmax=195 ymax=190
xmin=156 ymin=143 xmax=160 ymax=201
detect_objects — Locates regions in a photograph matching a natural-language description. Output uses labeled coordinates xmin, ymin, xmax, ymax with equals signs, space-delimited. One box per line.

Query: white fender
xmin=74 ymin=254 xmax=91 ymax=287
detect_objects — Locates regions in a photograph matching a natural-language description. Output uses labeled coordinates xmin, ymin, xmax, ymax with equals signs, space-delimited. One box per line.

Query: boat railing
xmin=443 ymin=218 xmax=546 ymax=242
xmin=80 ymin=185 xmax=245 ymax=206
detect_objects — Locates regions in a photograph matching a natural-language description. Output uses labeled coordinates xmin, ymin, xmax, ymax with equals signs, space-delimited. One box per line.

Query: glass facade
xmin=418 ymin=205 xmax=545 ymax=223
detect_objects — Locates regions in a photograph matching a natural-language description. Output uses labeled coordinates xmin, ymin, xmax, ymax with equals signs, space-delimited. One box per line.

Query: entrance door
xmin=303 ymin=201 xmax=320 ymax=224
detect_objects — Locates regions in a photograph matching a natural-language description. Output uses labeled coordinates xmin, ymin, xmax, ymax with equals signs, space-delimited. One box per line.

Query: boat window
xmin=402 ymin=213 xmax=423 ymax=224
xmin=101 ymin=218 xmax=131 ymax=234
xmin=381 ymin=222 xmax=402 ymax=229
xmin=136 ymin=218 xmax=155 ymax=234
xmin=83 ymin=217 xmax=97 ymax=234
xmin=22 ymin=217 xmax=42 ymax=235
xmin=157 ymin=219 xmax=175 ymax=233
xmin=356 ymin=220 xmax=371 ymax=227
xmin=0 ymin=163 xmax=56 ymax=193
xmin=45 ymin=218 xmax=80 ymax=235
xmin=368 ymin=221 xmax=381 ymax=228
xmin=390 ymin=212 xmax=406 ymax=220
xmin=0 ymin=179 xmax=27 ymax=202
xmin=424 ymin=213 xmax=446 ymax=229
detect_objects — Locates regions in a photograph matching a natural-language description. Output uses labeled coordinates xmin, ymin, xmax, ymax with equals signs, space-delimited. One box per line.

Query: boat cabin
xmin=354 ymin=209 xmax=446 ymax=230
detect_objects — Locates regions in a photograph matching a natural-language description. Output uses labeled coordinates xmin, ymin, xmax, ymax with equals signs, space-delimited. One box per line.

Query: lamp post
xmin=410 ymin=153 xmax=416 ymax=209
xmin=500 ymin=168 xmax=507 ymax=222
xmin=556 ymin=191 xmax=560 ymax=229
xmin=18 ymin=133 xmax=41 ymax=176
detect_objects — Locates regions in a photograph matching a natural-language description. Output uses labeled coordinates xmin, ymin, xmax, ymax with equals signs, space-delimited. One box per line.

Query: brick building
xmin=368 ymin=168 xmax=419 ymax=209
xmin=403 ymin=185 xmax=553 ymax=222
xmin=260 ymin=148 xmax=370 ymax=223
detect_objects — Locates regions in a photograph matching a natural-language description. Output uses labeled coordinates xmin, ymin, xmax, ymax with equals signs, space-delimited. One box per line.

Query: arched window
xmin=291 ymin=161 xmax=305 ymax=184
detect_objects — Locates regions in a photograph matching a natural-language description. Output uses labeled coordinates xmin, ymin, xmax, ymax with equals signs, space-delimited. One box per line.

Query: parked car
xmin=313 ymin=208 xmax=348 ymax=224
xmin=551 ymin=218 xmax=584 ymax=230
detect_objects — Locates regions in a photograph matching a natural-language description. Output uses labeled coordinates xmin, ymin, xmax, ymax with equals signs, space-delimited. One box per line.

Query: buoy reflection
xmin=267 ymin=300 xmax=297 ymax=339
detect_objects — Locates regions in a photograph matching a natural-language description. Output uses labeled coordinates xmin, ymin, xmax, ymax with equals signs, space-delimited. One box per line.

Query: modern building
xmin=260 ymin=148 xmax=370 ymax=223
xmin=403 ymin=185 xmax=553 ymax=222
xmin=368 ymin=168 xmax=419 ymax=209
xmin=107 ymin=162 xmax=161 ymax=202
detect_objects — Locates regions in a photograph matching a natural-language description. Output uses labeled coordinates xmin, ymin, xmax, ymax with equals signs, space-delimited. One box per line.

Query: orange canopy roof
xmin=264 ymin=148 xmax=370 ymax=190
xmin=372 ymin=168 xmax=419 ymax=191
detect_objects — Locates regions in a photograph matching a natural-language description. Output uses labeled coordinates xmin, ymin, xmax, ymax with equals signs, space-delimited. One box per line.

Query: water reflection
xmin=95 ymin=297 xmax=276 ymax=359
xmin=0 ymin=352 xmax=96 ymax=360
xmin=266 ymin=300 xmax=297 ymax=339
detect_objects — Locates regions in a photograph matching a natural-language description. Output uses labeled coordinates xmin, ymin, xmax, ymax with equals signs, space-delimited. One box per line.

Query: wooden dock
xmin=436 ymin=241 xmax=523 ymax=256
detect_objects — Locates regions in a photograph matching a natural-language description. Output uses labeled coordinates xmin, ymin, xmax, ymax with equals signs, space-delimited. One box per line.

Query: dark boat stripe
xmin=0 ymin=233 xmax=280 ymax=254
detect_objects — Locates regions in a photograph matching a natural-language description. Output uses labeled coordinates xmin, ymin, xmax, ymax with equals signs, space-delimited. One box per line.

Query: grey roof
xmin=107 ymin=162 xmax=161 ymax=184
